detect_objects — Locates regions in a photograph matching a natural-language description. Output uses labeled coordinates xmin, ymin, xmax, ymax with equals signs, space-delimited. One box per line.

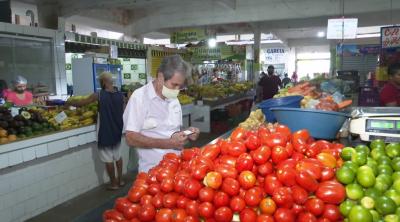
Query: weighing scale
xmin=350 ymin=107 xmax=400 ymax=143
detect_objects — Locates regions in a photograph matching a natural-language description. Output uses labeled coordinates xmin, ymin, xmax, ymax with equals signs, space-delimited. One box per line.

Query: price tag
xmin=55 ymin=111 xmax=68 ymax=124
xmin=10 ymin=107 xmax=19 ymax=117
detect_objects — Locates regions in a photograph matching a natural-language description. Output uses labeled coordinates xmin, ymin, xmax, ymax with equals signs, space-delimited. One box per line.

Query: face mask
xmin=162 ymin=85 xmax=179 ymax=99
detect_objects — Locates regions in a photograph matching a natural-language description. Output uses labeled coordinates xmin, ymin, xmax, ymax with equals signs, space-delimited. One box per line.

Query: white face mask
xmin=162 ymin=85 xmax=179 ymax=99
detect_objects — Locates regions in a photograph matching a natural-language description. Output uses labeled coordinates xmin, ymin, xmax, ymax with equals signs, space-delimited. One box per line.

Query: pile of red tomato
xmin=103 ymin=124 xmax=347 ymax=222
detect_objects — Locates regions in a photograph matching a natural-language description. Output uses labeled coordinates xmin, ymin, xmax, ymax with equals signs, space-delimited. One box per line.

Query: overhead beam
xmin=215 ymin=0 xmax=236 ymax=10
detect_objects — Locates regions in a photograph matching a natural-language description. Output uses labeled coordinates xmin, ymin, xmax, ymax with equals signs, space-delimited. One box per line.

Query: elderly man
xmin=123 ymin=55 xmax=200 ymax=173
xmin=67 ymin=72 xmax=125 ymax=190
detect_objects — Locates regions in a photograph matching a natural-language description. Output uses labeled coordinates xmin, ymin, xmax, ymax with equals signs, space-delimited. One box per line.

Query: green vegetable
xmin=346 ymin=183 xmax=364 ymax=200
xmin=342 ymin=147 xmax=356 ymax=161
xmin=349 ymin=205 xmax=373 ymax=222
xmin=337 ymin=167 xmax=355 ymax=184
xmin=376 ymin=196 xmax=397 ymax=215
xmin=357 ymin=166 xmax=376 ymax=188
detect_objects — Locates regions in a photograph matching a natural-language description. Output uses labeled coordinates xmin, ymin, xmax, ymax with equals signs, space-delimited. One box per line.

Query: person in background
xmin=258 ymin=65 xmax=282 ymax=101
xmin=380 ymin=63 xmax=400 ymax=106
xmin=123 ymin=55 xmax=200 ymax=173
xmin=6 ymin=75 xmax=33 ymax=106
xmin=282 ymin=73 xmax=291 ymax=87
xmin=291 ymin=71 xmax=298 ymax=83
xmin=66 ymin=72 xmax=125 ymax=190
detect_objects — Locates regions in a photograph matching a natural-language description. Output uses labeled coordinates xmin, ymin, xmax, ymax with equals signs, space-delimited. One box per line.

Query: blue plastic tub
xmin=257 ymin=96 xmax=303 ymax=122
xmin=270 ymin=107 xmax=350 ymax=139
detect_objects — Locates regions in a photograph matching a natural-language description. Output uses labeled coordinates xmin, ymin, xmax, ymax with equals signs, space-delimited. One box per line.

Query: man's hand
xmin=187 ymin=127 xmax=200 ymax=141
xmin=170 ymin=132 xmax=188 ymax=149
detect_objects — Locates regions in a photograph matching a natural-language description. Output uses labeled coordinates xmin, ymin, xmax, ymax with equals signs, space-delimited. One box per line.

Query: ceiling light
xmin=208 ymin=38 xmax=217 ymax=48
xmin=356 ymin=33 xmax=380 ymax=38
xmin=317 ymin=31 xmax=325 ymax=37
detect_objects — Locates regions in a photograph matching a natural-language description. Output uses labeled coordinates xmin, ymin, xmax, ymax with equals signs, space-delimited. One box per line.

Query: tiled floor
xmin=26 ymin=132 xmax=224 ymax=222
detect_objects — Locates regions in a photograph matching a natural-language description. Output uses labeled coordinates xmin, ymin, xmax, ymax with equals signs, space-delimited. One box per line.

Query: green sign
xmin=131 ymin=64 xmax=138 ymax=70
xmin=171 ymin=28 xmax=207 ymax=44
xmin=139 ymin=73 xmax=146 ymax=79
xmin=190 ymin=45 xmax=246 ymax=61
xmin=123 ymin=73 xmax=131 ymax=79
xmin=65 ymin=64 xmax=72 ymax=70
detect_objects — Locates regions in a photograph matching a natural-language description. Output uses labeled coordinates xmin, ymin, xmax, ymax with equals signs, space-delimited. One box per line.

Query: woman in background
xmin=6 ymin=76 xmax=33 ymax=106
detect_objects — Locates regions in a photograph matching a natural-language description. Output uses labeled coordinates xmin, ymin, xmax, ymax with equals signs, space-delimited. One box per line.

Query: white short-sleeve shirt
xmin=123 ymin=82 xmax=182 ymax=172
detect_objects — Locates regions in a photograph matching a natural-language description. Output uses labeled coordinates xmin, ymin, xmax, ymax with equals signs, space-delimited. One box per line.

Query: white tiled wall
xmin=0 ymin=139 xmax=130 ymax=222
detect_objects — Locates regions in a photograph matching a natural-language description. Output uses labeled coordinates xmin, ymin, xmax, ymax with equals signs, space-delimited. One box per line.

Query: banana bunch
xmin=178 ymin=94 xmax=194 ymax=105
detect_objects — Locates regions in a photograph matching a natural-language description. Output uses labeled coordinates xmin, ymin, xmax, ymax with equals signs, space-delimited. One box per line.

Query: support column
xmin=37 ymin=3 xmax=59 ymax=29
xmin=253 ymin=29 xmax=261 ymax=83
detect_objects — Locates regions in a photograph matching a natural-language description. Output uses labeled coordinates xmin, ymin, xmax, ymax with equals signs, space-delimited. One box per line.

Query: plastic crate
xmin=358 ymin=86 xmax=380 ymax=106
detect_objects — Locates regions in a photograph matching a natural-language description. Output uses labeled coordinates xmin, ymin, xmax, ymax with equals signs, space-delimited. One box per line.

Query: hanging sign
xmin=381 ymin=26 xmax=400 ymax=48
xmin=170 ymin=28 xmax=207 ymax=44
xmin=327 ymin=18 xmax=358 ymax=39
xmin=264 ymin=48 xmax=288 ymax=64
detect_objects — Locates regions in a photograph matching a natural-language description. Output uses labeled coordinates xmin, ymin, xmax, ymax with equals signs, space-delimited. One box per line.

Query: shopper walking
xmin=123 ymin=55 xmax=200 ymax=173
xmin=66 ymin=72 xmax=125 ymax=190
xmin=282 ymin=73 xmax=291 ymax=87
xmin=258 ymin=65 xmax=282 ymax=101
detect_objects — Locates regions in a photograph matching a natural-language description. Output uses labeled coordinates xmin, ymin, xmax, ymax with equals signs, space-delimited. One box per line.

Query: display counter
xmin=0 ymin=125 xmax=134 ymax=222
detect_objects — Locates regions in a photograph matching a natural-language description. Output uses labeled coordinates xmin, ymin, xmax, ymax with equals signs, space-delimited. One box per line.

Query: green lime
xmin=369 ymin=210 xmax=380 ymax=222
xmin=346 ymin=183 xmax=365 ymax=200
xmin=340 ymin=200 xmax=356 ymax=217
xmin=342 ymin=147 xmax=356 ymax=161
xmin=378 ymin=164 xmax=394 ymax=175
xmin=386 ymin=143 xmax=400 ymax=158
xmin=375 ymin=174 xmax=393 ymax=192
xmin=384 ymin=214 xmax=399 ymax=222
xmin=352 ymin=151 xmax=368 ymax=166
xmin=393 ymin=180 xmax=400 ymax=193
xmin=392 ymin=157 xmax=400 ymax=172
xmin=365 ymin=187 xmax=383 ymax=199
xmin=371 ymin=139 xmax=386 ymax=150
xmin=376 ymin=196 xmax=397 ymax=215
xmin=378 ymin=156 xmax=392 ymax=166
xmin=357 ymin=166 xmax=376 ymax=188
xmin=356 ymin=144 xmax=371 ymax=155
xmin=393 ymin=172 xmax=400 ymax=181
xmin=349 ymin=205 xmax=373 ymax=222
xmin=367 ymin=159 xmax=379 ymax=176
xmin=396 ymin=207 xmax=400 ymax=218
xmin=385 ymin=189 xmax=400 ymax=205
xmin=337 ymin=167 xmax=356 ymax=184
xmin=344 ymin=161 xmax=359 ymax=173
xmin=361 ymin=196 xmax=375 ymax=209
xmin=371 ymin=148 xmax=386 ymax=161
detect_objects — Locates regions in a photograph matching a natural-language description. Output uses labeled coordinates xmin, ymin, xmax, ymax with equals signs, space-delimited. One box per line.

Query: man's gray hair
xmin=158 ymin=55 xmax=191 ymax=81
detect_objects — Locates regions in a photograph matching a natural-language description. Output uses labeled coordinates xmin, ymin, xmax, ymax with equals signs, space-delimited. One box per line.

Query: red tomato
xmin=320 ymin=167 xmax=335 ymax=181
xmin=291 ymin=186 xmax=308 ymax=204
xmin=199 ymin=187 xmax=215 ymax=202
xmin=218 ymin=140 xmax=230 ymax=155
xmin=274 ymin=208 xmax=295 ymax=222
xmin=238 ymin=171 xmax=256 ymax=189
xmin=114 ymin=197 xmax=131 ymax=213
xmin=230 ymin=196 xmax=246 ymax=212
xmin=296 ymin=159 xmax=322 ymax=180
xmin=245 ymin=134 xmax=260 ymax=150
xmin=240 ymin=208 xmax=257 ymax=222
xmin=214 ymin=164 xmax=238 ymax=179
xmin=176 ymin=196 xmax=190 ymax=209
xmin=214 ymin=207 xmax=233 ymax=222
xmin=305 ymin=142 xmax=322 ymax=158
xmin=257 ymin=162 xmax=273 ymax=176
xmin=218 ymin=155 xmax=236 ymax=167
xmin=228 ymin=141 xmax=247 ymax=157
xmin=171 ymin=209 xmax=187 ymax=222
xmin=204 ymin=171 xmax=223 ymax=189
xmin=128 ymin=187 xmax=146 ymax=203
xmin=191 ymin=164 xmax=209 ymax=181
xmin=183 ymin=216 xmax=200 ymax=222
xmin=272 ymin=187 xmax=294 ymax=209
xmin=152 ymin=193 xmax=164 ymax=208
xmin=140 ymin=194 xmax=153 ymax=205
xmin=163 ymin=193 xmax=178 ymax=208
xmin=230 ymin=127 xmax=247 ymax=141
xmin=317 ymin=153 xmax=337 ymax=168
xmin=221 ymin=178 xmax=240 ymax=196
xmin=198 ymin=202 xmax=215 ymax=218
xmin=256 ymin=214 xmax=274 ymax=222
xmin=138 ymin=204 xmax=156 ymax=222
xmin=305 ymin=198 xmax=325 ymax=216
xmin=236 ymin=153 xmax=254 ymax=172
xmin=245 ymin=187 xmax=263 ymax=207
xmin=182 ymin=148 xmax=199 ymax=161
xmin=275 ymin=124 xmax=291 ymax=139
xmin=292 ymin=129 xmax=310 ymax=141
xmin=292 ymin=204 xmax=304 ymax=215
xmin=185 ymin=200 xmax=199 ymax=217
xmin=276 ymin=158 xmax=297 ymax=170
xmin=103 ymin=209 xmax=125 ymax=221
xmin=201 ymin=144 xmax=220 ymax=160
xmin=214 ymin=191 xmax=230 ymax=208
xmin=264 ymin=175 xmax=282 ymax=195
xmin=317 ymin=218 xmax=331 ymax=222
xmin=271 ymin=146 xmax=289 ymax=164
xmin=297 ymin=212 xmax=317 ymax=222
xmin=157 ymin=169 xmax=174 ymax=182
xmin=174 ymin=177 xmax=187 ymax=194
xmin=252 ymin=146 xmax=271 ymax=165
xmin=276 ymin=168 xmax=296 ymax=186
xmin=322 ymin=204 xmax=341 ymax=221
xmin=156 ymin=208 xmax=172 ymax=222
xmin=259 ymin=197 xmax=276 ymax=215
xmin=264 ymin=132 xmax=287 ymax=147
xmin=148 ymin=183 xmax=161 ymax=196
xmin=161 ymin=177 xmax=175 ymax=193
xmin=292 ymin=152 xmax=305 ymax=161
xmin=295 ymin=171 xmax=319 ymax=192
xmin=123 ymin=203 xmax=140 ymax=219
xmin=315 ymin=181 xmax=346 ymax=204
xmin=184 ymin=179 xmax=203 ymax=199
xmin=285 ymin=143 xmax=294 ymax=157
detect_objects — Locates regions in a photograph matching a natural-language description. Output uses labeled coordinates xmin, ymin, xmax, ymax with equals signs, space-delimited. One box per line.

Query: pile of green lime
xmin=337 ymin=140 xmax=400 ymax=222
